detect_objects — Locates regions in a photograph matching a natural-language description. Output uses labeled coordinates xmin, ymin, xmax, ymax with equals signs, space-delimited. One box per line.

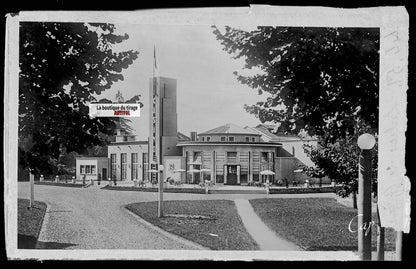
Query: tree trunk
xmin=352 ymin=190 xmax=357 ymax=209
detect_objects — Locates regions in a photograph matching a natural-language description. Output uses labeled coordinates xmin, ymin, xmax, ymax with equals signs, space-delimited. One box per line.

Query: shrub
xmin=168 ymin=177 xmax=175 ymax=185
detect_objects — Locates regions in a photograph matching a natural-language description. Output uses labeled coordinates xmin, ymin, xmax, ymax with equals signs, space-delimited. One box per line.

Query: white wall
xmin=280 ymin=139 xmax=318 ymax=168
xmin=107 ymin=143 xmax=147 ymax=181
xmin=163 ymin=156 xmax=183 ymax=182
xmin=76 ymin=159 xmax=98 ymax=181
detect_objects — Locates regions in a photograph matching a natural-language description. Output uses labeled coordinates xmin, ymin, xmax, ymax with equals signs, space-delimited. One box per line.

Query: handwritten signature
xmin=348 ymin=214 xmax=377 ymax=236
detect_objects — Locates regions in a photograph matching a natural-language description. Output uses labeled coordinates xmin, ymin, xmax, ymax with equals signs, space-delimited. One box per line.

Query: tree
xmin=58 ymin=90 xmax=145 ymax=170
xmin=212 ymin=26 xmax=379 ymax=140
xmin=302 ymin=122 xmax=378 ymax=208
xmin=213 ymin=26 xmax=380 ymax=200
xmin=19 ymin=22 xmax=139 ymax=175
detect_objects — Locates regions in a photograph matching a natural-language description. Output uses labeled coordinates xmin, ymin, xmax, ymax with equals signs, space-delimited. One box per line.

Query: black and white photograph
xmin=4 ymin=5 xmax=411 ymax=261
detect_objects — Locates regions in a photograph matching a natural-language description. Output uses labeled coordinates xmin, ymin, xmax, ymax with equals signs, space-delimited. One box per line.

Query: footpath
xmin=234 ymin=199 xmax=302 ymax=251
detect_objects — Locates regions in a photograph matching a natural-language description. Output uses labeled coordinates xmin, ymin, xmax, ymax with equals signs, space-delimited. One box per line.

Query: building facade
xmin=107 ymin=141 xmax=148 ymax=181
xmin=75 ymin=156 xmax=109 ymax=181
xmin=178 ymin=123 xmax=282 ymax=185
xmin=77 ymin=76 xmax=321 ymax=185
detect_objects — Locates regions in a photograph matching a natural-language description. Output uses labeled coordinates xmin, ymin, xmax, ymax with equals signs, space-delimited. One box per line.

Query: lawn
xmin=18 ymin=198 xmax=47 ymax=249
xmin=249 ymin=198 xmax=396 ymax=251
xmin=103 ymin=185 xmax=206 ymax=194
xmin=126 ymin=200 xmax=259 ymax=250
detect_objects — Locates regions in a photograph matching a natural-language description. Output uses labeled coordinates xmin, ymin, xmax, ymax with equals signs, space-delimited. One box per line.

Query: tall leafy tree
xmin=19 ymin=22 xmax=139 ymax=175
xmin=302 ymin=122 xmax=378 ymax=208
xmin=213 ymin=26 xmax=379 ymax=199
xmin=212 ymin=26 xmax=379 ymax=140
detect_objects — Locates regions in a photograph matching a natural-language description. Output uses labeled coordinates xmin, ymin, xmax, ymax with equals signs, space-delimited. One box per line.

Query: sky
xmin=96 ymin=24 xmax=265 ymax=140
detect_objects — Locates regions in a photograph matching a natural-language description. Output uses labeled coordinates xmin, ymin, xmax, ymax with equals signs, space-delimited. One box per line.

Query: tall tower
xmin=149 ymin=77 xmax=180 ymax=167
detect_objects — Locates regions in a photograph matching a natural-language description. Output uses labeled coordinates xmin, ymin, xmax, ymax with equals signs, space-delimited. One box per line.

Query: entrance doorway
xmin=102 ymin=168 xmax=107 ymax=181
xmin=225 ymin=165 xmax=238 ymax=185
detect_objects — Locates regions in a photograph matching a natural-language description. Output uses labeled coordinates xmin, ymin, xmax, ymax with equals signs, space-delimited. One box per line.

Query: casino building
xmin=76 ymin=76 xmax=319 ymax=185
xmin=179 ymin=123 xmax=281 ymax=185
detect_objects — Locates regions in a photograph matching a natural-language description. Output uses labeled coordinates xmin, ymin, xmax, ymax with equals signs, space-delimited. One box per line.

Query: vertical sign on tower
xmin=149 ymin=45 xmax=160 ymax=182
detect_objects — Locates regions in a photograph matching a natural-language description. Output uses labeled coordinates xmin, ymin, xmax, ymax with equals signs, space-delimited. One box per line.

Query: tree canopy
xmin=212 ymin=26 xmax=379 ymax=140
xmin=302 ymin=122 xmax=378 ymax=203
xmin=19 ymin=22 xmax=139 ymax=174
xmin=213 ymin=26 xmax=380 ymax=199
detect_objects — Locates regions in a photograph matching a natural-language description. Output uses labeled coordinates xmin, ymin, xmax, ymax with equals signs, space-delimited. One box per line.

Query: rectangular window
xmin=245 ymin=136 xmax=250 ymax=142
xmin=121 ymin=153 xmax=127 ymax=180
xmin=86 ymin=165 xmax=91 ymax=174
xmin=132 ymin=153 xmax=138 ymax=180
xmin=143 ymin=153 xmax=149 ymax=181
xmin=111 ymin=154 xmax=117 ymax=180
xmin=193 ymin=152 xmax=202 ymax=163
xmin=206 ymin=136 xmax=211 ymax=142
xmin=216 ymin=170 xmax=224 ymax=183
xmin=228 ymin=136 xmax=235 ymax=142
xmin=202 ymin=137 xmax=205 ymax=141
xmin=227 ymin=152 xmax=237 ymax=163
xmin=91 ymin=165 xmax=96 ymax=174
xmin=220 ymin=136 xmax=226 ymax=142
xmin=240 ymin=169 xmax=248 ymax=184
xmin=252 ymin=137 xmax=256 ymax=142
xmin=80 ymin=165 xmax=85 ymax=174
xmin=132 ymin=153 xmax=138 ymax=163
xmin=261 ymin=152 xmax=268 ymax=162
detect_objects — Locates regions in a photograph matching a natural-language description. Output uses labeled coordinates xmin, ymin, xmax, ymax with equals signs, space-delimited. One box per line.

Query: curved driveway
xmin=17 ymin=182 xmax=336 ymax=250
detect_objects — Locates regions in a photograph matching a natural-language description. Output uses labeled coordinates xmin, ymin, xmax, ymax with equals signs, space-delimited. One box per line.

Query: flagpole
xmin=153 ymin=45 xmax=163 ymax=218
xmin=153 ymin=45 xmax=155 ymax=79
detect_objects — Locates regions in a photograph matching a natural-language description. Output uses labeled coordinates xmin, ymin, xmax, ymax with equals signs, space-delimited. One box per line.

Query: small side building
xmin=75 ymin=156 xmax=109 ymax=182
xmin=246 ymin=124 xmax=330 ymax=185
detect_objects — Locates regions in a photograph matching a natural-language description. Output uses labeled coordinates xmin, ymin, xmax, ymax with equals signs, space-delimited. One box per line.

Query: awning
xmin=260 ymin=170 xmax=275 ymax=175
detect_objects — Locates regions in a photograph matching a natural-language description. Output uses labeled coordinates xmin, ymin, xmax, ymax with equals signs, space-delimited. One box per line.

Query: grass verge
xmin=103 ymin=185 xmax=206 ymax=194
xmin=249 ymin=198 xmax=396 ymax=251
xmin=126 ymin=200 xmax=259 ymax=250
xmin=269 ymin=187 xmax=336 ymax=194
xmin=18 ymin=198 xmax=47 ymax=249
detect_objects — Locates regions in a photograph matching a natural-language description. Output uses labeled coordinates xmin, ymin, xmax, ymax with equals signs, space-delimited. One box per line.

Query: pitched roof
xmin=199 ymin=123 xmax=260 ymax=136
xmin=250 ymin=126 xmax=318 ymax=142
xmin=177 ymin=132 xmax=191 ymax=141
xmin=256 ymin=124 xmax=277 ymax=131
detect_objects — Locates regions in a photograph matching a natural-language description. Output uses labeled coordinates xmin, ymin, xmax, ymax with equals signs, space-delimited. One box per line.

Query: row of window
xmin=200 ymin=136 xmax=256 ymax=142
xmin=110 ymin=152 xmax=148 ymax=180
xmin=190 ymin=151 xmax=272 ymax=163
xmin=185 ymin=170 xmax=264 ymax=183
xmin=80 ymin=165 xmax=96 ymax=174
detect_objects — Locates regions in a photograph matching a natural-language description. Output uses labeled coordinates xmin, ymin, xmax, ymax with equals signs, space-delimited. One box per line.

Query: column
xmin=237 ymin=165 xmax=240 ymax=184
xmin=224 ymin=165 xmax=227 ymax=184
xmin=211 ymin=151 xmax=215 ymax=182
xmin=249 ymin=151 xmax=253 ymax=182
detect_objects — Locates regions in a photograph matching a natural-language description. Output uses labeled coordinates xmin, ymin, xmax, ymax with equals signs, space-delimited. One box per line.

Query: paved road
xmin=17 ymin=182 xmax=336 ymax=250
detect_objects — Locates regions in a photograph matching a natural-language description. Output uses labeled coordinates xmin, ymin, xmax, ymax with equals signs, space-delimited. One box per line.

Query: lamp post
xmin=158 ymin=165 xmax=164 ymax=218
xmin=29 ymin=169 xmax=34 ymax=208
xmin=148 ymin=165 xmax=164 ymax=217
xmin=357 ymin=133 xmax=376 ymax=261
